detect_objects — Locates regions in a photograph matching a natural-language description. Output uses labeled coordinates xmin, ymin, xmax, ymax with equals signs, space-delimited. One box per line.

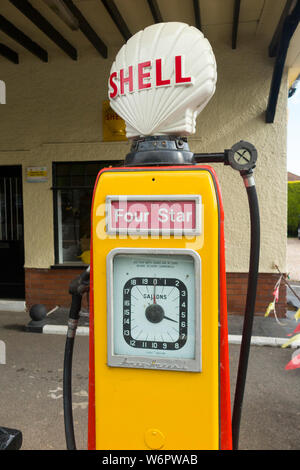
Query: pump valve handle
xmin=194 ymin=140 xmax=258 ymax=173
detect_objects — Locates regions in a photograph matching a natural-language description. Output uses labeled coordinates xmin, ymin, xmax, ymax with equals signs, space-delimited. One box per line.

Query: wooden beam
xmin=269 ymin=0 xmax=294 ymax=57
xmin=0 ymin=14 xmax=48 ymax=61
xmin=147 ymin=0 xmax=163 ymax=24
xmin=0 ymin=43 xmax=19 ymax=64
xmin=9 ymin=0 xmax=77 ymax=60
xmin=232 ymin=0 xmax=241 ymax=49
xmin=43 ymin=0 xmax=79 ymax=31
xmin=61 ymin=0 xmax=108 ymax=58
xmin=193 ymin=0 xmax=201 ymax=30
xmin=266 ymin=0 xmax=300 ymax=123
xmin=100 ymin=0 xmax=131 ymax=41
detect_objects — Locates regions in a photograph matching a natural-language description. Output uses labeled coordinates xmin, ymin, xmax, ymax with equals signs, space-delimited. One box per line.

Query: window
xmin=53 ymin=161 xmax=122 ymax=264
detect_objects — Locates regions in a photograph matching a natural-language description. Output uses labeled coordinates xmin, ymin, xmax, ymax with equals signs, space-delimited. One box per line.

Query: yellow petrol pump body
xmin=89 ymin=164 xmax=231 ymax=450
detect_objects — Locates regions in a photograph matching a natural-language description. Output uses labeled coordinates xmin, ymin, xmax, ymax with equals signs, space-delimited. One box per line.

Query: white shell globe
xmin=108 ymin=22 xmax=217 ymax=139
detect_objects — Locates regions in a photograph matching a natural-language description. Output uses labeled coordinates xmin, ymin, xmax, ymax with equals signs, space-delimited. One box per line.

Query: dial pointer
xmin=163 ymin=315 xmax=178 ymax=323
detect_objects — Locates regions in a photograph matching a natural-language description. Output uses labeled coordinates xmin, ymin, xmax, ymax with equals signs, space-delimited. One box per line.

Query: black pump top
xmin=124 ymin=136 xmax=195 ymax=166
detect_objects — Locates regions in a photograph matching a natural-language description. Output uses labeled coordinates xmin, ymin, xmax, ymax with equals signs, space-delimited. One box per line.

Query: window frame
xmin=52 ymin=160 xmax=123 ymax=266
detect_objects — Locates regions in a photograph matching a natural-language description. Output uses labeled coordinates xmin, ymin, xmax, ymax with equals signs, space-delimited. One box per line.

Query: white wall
xmin=0 ymin=38 xmax=287 ymax=272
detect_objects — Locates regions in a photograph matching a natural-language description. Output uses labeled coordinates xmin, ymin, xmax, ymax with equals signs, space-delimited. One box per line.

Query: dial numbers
xmin=123 ymin=277 xmax=188 ymax=351
xmin=110 ymin=251 xmax=199 ymax=363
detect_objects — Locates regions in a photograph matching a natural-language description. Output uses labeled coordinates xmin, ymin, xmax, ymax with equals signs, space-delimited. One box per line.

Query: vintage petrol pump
xmin=63 ymin=23 xmax=260 ymax=451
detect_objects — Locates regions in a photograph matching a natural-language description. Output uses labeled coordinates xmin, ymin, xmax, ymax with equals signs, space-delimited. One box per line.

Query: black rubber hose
xmin=231 ymin=179 xmax=260 ymax=450
xmin=63 ymin=293 xmax=82 ymax=450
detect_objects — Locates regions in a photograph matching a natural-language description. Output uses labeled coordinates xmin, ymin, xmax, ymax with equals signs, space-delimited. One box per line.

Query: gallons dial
xmin=123 ymin=276 xmax=188 ymax=351
xmin=109 ymin=250 xmax=200 ymax=361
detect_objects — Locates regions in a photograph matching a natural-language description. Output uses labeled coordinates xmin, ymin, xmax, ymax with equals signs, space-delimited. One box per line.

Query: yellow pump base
xmin=89 ymin=165 xmax=231 ymax=450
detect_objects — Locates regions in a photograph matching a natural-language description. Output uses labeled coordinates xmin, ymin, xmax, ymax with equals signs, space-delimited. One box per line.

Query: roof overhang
xmin=0 ymin=0 xmax=299 ymax=123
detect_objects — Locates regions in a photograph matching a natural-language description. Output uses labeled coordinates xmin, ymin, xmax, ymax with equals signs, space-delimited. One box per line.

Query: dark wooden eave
xmin=266 ymin=0 xmax=300 ymax=123
xmin=61 ymin=0 xmax=108 ymax=58
xmin=193 ymin=0 xmax=202 ymax=30
xmin=100 ymin=0 xmax=131 ymax=42
xmin=147 ymin=0 xmax=163 ymax=24
xmin=269 ymin=0 xmax=294 ymax=57
xmin=0 ymin=14 xmax=48 ymax=61
xmin=9 ymin=0 xmax=77 ymax=60
xmin=0 ymin=43 xmax=19 ymax=64
xmin=232 ymin=0 xmax=241 ymax=49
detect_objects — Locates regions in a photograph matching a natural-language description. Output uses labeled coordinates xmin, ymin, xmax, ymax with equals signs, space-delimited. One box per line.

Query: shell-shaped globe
xmin=108 ymin=22 xmax=217 ymax=139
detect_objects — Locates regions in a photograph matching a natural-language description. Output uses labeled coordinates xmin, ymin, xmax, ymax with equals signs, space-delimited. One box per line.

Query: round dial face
xmin=228 ymin=141 xmax=257 ymax=171
xmin=123 ymin=277 xmax=188 ymax=351
xmin=233 ymin=148 xmax=252 ymax=166
xmin=111 ymin=252 xmax=198 ymax=360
